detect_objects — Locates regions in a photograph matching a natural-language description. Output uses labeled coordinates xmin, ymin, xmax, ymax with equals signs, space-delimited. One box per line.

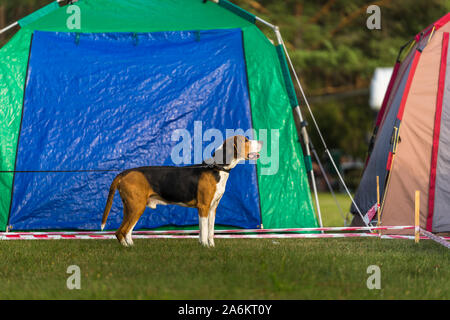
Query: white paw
xmin=120 ymin=238 xmax=129 ymax=247
xmin=125 ymin=235 xmax=134 ymax=246
xmin=199 ymin=237 xmax=209 ymax=247
xmin=208 ymin=238 xmax=215 ymax=247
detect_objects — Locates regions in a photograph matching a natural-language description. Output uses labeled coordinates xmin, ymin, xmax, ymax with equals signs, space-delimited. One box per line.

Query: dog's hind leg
xmin=117 ymin=200 xmax=146 ymax=247
xmin=126 ymin=199 xmax=147 ymax=247
xmin=116 ymin=206 xmax=131 ymax=247
xmin=115 ymin=171 xmax=151 ymax=247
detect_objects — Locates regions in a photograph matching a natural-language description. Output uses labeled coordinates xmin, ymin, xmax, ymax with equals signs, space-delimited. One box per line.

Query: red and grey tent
xmin=353 ymin=13 xmax=450 ymax=234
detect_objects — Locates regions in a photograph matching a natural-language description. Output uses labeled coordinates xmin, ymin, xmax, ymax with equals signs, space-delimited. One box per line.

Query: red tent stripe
xmin=396 ymin=50 xmax=421 ymax=121
xmin=386 ymin=151 xmax=393 ymax=170
xmin=375 ymin=61 xmax=400 ymax=128
xmin=427 ymin=32 xmax=449 ymax=232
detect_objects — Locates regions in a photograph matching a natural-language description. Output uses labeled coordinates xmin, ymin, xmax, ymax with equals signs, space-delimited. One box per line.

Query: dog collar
xmin=204 ymin=163 xmax=232 ymax=173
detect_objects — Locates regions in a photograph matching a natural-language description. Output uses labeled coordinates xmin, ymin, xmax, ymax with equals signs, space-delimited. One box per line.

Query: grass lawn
xmin=313 ymin=192 xmax=353 ymax=227
xmin=0 ymin=193 xmax=448 ymax=300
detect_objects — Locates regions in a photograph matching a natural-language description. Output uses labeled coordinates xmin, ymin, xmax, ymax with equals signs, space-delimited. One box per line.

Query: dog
xmin=101 ymin=135 xmax=262 ymax=247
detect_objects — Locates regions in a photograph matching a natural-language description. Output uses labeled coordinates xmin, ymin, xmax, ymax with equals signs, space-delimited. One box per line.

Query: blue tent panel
xmin=9 ymin=30 xmax=261 ymax=230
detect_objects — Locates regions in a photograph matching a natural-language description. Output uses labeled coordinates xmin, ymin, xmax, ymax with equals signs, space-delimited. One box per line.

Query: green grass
xmin=0 ymin=239 xmax=448 ymax=299
xmin=313 ymin=192 xmax=352 ymax=227
xmin=0 ymin=193 xmax=448 ymax=300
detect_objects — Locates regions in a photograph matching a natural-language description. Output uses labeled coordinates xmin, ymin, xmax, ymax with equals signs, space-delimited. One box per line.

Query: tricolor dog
xmin=101 ymin=135 xmax=262 ymax=247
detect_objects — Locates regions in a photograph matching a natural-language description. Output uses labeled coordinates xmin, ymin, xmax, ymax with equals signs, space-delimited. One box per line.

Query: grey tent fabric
xmin=352 ymin=58 xmax=414 ymax=216
xmin=433 ymin=42 xmax=450 ymax=232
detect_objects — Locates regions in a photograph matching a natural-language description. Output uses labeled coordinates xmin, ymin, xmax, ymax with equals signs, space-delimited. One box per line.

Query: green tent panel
xmin=0 ymin=0 xmax=317 ymax=231
xmin=0 ymin=29 xmax=34 ymax=230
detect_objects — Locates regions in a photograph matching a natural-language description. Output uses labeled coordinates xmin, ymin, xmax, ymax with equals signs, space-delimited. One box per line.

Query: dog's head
xmin=211 ymin=135 xmax=263 ymax=170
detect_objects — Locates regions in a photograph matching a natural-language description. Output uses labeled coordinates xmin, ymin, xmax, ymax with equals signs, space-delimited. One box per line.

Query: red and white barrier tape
xmin=1 ymin=225 xmax=448 ymax=242
xmin=0 ymin=225 xmax=414 ymax=237
xmin=420 ymin=228 xmax=450 ymax=249
xmin=0 ymin=232 xmax=449 ymax=241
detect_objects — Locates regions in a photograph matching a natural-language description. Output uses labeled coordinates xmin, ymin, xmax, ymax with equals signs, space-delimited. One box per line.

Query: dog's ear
xmin=212 ymin=137 xmax=237 ymax=165
xmin=232 ymin=136 xmax=239 ymax=159
xmin=234 ymin=135 xmax=247 ymax=159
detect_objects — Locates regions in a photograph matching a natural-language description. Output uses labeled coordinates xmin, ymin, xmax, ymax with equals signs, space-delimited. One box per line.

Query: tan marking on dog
xmin=197 ymin=171 xmax=219 ymax=246
xmin=114 ymin=171 xmax=155 ymax=246
xmin=147 ymin=194 xmax=197 ymax=209
xmin=197 ymin=171 xmax=217 ymax=218
xmin=208 ymin=171 xmax=229 ymax=247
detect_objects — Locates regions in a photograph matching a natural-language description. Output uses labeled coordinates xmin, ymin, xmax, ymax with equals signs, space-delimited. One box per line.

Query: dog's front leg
xmin=207 ymin=204 xmax=218 ymax=248
xmin=207 ymin=213 xmax=216 ymax=248
xmin=198 ymin=208 xmax=209 ymax=247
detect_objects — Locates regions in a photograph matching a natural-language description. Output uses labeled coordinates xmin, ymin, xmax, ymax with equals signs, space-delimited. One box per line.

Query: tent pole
xmin=294 ymin=107 xmax=324 ymax=229
xmin=310 ymin=140 xmax=348 ymax=226
xmin=275 ymin=28 xmax=371 ymax=229
xmin=0 ymin=22 xmax=18 ymax=35
xmin=0 ymin=0 xmax=65 ymax=35
xmin=208 ymin=0 xmax=277 ymax=30
xmin=255 ymin=16 xmax=277 ymax=30
xmin=273 ymin=27 xmax=324 ymax=229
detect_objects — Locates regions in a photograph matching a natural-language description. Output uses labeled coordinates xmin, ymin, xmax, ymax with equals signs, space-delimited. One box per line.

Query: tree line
xmin=1 ymin=0 xmax=449 ymax=163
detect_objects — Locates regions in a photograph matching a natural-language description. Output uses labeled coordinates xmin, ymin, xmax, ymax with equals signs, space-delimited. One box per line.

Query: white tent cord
xmin=278 ymin=35 xmax=371 ymax=228
xmin=0 ymin=22 xmax=18 ymax=35
xmin=310 ymin=141 xmax=348 ymax=226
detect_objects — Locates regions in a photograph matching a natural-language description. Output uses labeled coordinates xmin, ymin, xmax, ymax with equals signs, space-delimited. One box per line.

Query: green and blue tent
xmin=0 ymin=0 xmax=318 ymax=231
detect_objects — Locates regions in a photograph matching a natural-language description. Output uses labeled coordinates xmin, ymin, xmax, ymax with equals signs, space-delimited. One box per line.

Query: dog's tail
xmin=101 ymin=174 xmax=122 ymax=231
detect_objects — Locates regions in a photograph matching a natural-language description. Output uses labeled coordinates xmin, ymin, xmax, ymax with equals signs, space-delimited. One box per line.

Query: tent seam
xmin=239 ymin=28 xmax=263 ymax=228
xmin=427 ymin=32 xmax=449 ymax=232
xmin=6 ymin=33 xmax=34 ymax=231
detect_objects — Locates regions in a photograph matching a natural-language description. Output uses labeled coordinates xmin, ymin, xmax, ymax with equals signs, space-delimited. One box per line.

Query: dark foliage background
xmin=1 ymin=0 xmax=450 ymax=188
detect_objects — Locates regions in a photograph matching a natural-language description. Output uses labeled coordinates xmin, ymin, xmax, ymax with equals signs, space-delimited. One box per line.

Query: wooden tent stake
xmin=415 ymin=191 xmax=420 ymax=243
